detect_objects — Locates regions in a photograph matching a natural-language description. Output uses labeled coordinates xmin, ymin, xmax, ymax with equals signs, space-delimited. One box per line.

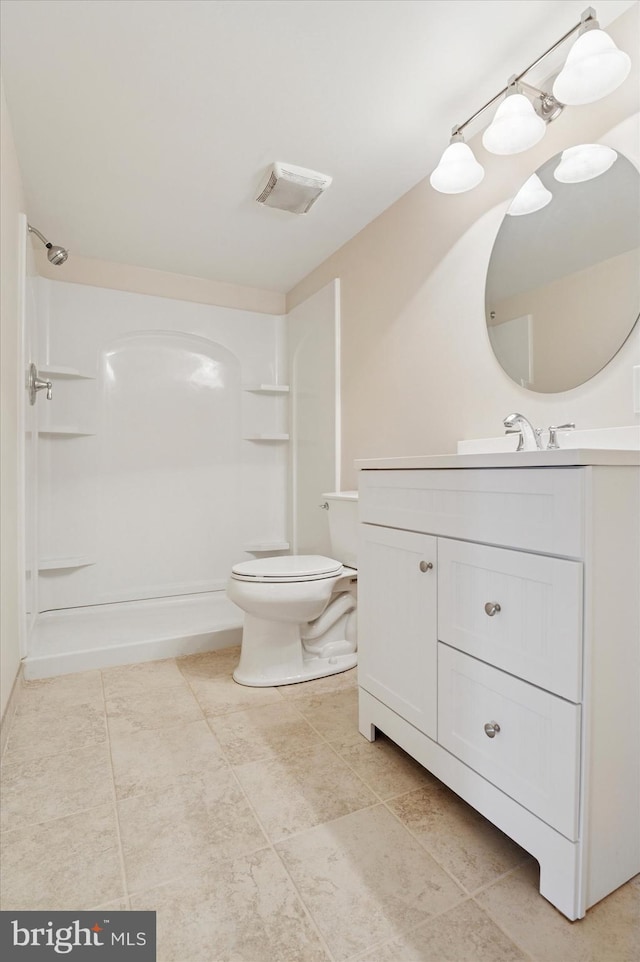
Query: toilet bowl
xmin=228 ymin=492 xmax=358 ymax=687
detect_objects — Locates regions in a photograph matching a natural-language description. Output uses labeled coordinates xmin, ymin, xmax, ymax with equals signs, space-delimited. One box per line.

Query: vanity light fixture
xmin=506 ymin=173 xmax=553 ymax=216
xmin=553 ymin=143 xmax=618 ymax=182
xmin=482 ymin=86 xmax=547 ymax=156
xmin=553 ymin=13 xmax=631 ymax=104
xmin=430 ymin=7 xmax=630 ymax=194
xmin=429 ymin=131 xmax=485 ymax=194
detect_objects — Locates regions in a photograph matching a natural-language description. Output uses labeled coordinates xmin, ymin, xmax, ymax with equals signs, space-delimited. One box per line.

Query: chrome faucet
xmin=503 ymin=412 xmax=543 ymax=451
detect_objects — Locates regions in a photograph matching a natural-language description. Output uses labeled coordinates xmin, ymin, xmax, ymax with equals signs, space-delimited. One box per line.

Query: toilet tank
xmin=323 ymin=491 xmax=358 ymax=568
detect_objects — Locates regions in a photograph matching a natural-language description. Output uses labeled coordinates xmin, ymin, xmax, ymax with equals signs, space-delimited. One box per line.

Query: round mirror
xmin=485 ymin=145 xmax=640 ymax=392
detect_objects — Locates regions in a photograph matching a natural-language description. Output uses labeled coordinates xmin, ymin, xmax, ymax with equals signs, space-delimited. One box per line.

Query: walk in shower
xmin=20 ymin=224 xmax=339 ymax=678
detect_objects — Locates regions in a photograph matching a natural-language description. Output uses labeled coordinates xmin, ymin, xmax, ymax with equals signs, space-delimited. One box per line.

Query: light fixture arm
xmin=516 ymin=78 xmax=547 ymax=97
xmin=451 ymin=7 xmax=596 ymax=138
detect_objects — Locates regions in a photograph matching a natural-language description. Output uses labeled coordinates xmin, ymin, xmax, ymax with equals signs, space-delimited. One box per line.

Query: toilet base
xmin=232 ymin=612 xmax=357 ymax=687
xmin=233 ymin=650 xmax=357 ymax=687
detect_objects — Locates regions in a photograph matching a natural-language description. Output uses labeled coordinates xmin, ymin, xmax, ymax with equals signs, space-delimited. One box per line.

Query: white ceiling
xmin=1 ymin=0 xmax=635 ymax=293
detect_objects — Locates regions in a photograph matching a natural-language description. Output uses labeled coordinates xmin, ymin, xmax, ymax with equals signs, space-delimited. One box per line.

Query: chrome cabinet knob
xmin=484 ymin=721 xmax=501 ymax=738
xmin=419 ymin=560 xmax=433 ymax=572
xmin=484 ymin=602 xmax=501 ymax=616
xmin=318 ymin=502 xmax=329 ymax=510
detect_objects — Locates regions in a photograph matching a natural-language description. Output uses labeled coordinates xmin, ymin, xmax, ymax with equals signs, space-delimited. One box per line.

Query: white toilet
xmin=228 ymin=491 xmax=358 ymax=687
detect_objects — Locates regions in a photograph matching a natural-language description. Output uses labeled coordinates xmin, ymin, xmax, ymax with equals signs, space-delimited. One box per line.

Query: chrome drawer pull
xmin=484 ymin=721 xmax=501 ymax=738
xmin=484 ymin=602 xmax=501 ymax=616
xmin=419 ymin=561 xmax=433 ymax=572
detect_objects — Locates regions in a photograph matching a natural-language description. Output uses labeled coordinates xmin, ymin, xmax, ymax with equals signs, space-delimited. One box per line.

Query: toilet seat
xmin=231 ymin=554 xmax=343 ymax=583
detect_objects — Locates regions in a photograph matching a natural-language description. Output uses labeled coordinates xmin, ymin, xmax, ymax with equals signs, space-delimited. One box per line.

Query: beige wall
xmin=35 ymin=251 xmax=285 ymax=315
xmin=287 ymin=5 xmax=640 ymax=489
xmin=0 ymin=77 xmax=26 ymax=718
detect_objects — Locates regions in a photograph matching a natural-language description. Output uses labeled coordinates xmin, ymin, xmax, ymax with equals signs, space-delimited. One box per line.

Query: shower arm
xmin=28 ymin=224 xmax=52 ymax=247
xmin=27 ymin=223 xmax=69 ymax=265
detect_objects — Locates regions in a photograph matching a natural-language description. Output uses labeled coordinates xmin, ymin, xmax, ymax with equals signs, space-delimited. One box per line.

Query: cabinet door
xmin=358 ymin=524 xmax=437 ymax=739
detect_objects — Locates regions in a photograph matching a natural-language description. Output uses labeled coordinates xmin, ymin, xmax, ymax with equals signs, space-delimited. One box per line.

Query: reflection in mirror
xmin=486 ymin=146 xmax=640 ymax=393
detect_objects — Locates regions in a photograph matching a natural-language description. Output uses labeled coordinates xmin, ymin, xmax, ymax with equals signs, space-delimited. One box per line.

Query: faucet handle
xmin=547 ymin=423 xmax=575 ymax=450
xmin=504 ymin=427 xmax=524 ymax=451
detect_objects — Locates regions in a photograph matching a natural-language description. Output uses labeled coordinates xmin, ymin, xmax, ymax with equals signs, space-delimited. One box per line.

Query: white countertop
xmin=356 ymin=449 xmax=640 ymax=470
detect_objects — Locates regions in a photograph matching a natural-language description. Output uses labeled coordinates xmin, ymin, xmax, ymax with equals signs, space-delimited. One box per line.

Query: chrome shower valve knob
xmin=27 ymin=363 xmax=53 ymax=405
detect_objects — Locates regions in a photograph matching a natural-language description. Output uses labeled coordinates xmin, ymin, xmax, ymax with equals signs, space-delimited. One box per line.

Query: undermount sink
xmin=457 ymin=425 xmax=640 ymax=454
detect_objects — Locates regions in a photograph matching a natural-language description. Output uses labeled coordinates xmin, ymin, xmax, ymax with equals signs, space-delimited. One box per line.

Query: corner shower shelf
xmin=40 ymin=366 xmax=96 ymax=380
xmin=243 ymin=542 xmax=290 ymax=552
xmin=38 ymin=556 xmax=96 ymax=571
xmin=243 ymin=434 xmax=289 ymax=441
xmin=38 ymin=428 xmax=96 ymax=436
xmin=243 ymin=384 xmax=290 ymax=394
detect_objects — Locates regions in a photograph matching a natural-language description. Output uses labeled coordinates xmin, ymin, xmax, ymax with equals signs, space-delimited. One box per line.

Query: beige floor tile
xmin=5 ymin=701 xmax=107 ymax=759
xmin=106 ymin=684 xmax=202 ymax=737
xmin=91 ymin=898 xmax=131 ymax=910
xmin=186 ymin=671 xmax=284 ymax=716
xmin=110 ymin=718 xmax=228 ymax=799
xmin=131 ymin=848 xmax=329 ymax=962
xmin=1 ymin=742 xmax=113 ymax=832
xmin=118 ymin=769 xmax=267 ymax=893
xmin=277 ymin=666 xmax=358 ymax=700
xmin=292 ymin=688 xmax=359 ymax=742
xmin=101 ymin=658 xmax=186 ymax=699
xmin=388 ymin=782 xmax=530 ymax=892
xmin=333 ymin=731 xmax=436 ymax=800
xmin=18 ymin=670 xmax=104 ymax=713
xmin=0 ymin=803 xmax=123 ymax=910
xmin=177 ymin=646 xmax=241 ymax=680
xmin=235 ymin=742 xmax=376 ymax=842
xmin=476 ymin=862 xmax=640 ymax=962
xmin=351 ymin=899 xmax=528 ymax=961
xmin=207 ymin=701 xmax=323 ymax=765
xmin=276 ymin=804 xmax=465 ymax=961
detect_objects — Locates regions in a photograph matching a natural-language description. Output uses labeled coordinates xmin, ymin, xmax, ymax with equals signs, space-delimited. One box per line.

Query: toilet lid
xmin=231 ymin=555 xmax=343 ymax=582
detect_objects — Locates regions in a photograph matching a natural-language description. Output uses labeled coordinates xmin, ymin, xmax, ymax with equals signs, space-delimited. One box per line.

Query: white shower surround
xmin=25 ymin=278 xmax=293 ymax=678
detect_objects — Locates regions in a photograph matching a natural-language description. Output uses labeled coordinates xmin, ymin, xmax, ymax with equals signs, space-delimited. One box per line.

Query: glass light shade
xmin=554 ymin=144 xmax=618 ymax=183
xmin=552 ymin=29 xmax=631 ymax=105
xmin=429 ymin=141 xmax=484 ymax=194
xmin=506 ymin=173 xmax=552 ymax=216
xmin=482 ymin=93 xmax=546 ymax=155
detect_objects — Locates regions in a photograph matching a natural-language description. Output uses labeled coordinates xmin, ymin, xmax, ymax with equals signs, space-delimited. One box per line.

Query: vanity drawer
xmin=360 ymin=468 xmax=584 ymax=557
xmin=438 ymin=539 xmax=583 ymax=701
xmin=438 ymin=644 xmax=581 ymax=841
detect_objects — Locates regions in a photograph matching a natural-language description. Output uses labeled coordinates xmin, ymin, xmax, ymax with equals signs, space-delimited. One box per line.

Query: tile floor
xmin=1 ymin=648 xmax=638 ymax=962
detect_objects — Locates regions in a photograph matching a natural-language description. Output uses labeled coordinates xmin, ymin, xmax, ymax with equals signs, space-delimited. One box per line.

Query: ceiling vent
xmin=255 ymin=162 xmax=332 ymax=214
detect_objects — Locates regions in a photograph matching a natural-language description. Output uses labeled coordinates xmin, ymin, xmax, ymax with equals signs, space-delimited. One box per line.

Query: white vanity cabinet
xmin=357 ymin=458 xmax=639 ymax=920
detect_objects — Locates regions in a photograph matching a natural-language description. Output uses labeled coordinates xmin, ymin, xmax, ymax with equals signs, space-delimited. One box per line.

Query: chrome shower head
xmin=28 ymin=224 xmax=69 ymax=265
xmin=46 ymin=244 xmax=69 ymax=265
